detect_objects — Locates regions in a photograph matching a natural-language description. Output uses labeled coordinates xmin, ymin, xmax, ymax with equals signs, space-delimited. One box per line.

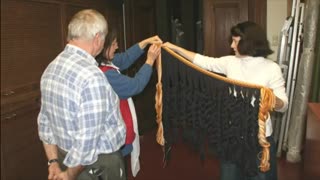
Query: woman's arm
xmin=113 ymin=36 xmax=162 ymax=71
xmin=112 ymin=44 xmax=144 ymax=71
xmin=105 ymin=65 xmax=152 ymax=99
xmin=107 ymin=44 xmax=160 ymax=99
xmin=270 ymin=64 xmax=289 ymax=112
xmin=163 ymin=42 xmax=196 ymax=61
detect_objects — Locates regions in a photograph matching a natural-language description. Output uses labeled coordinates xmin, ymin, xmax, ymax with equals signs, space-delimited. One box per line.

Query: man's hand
xmin=49 ymin=165 xmax=83 ymax=180
xmin=48 ymin=163 xmax=62 ymax=180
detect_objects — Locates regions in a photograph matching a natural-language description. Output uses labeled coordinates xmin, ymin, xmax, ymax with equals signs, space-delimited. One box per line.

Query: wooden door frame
xmin=203 ymin=0 xmax=266 ymax=56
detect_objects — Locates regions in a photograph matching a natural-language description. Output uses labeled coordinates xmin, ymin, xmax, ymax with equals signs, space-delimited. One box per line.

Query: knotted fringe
xmin=258 ymin=87 xmax=275 ymax=172
xmin=155 ymin=52 xmax=165 ymax=146
xmin=155 ymin=46 xmax=275 ymax=172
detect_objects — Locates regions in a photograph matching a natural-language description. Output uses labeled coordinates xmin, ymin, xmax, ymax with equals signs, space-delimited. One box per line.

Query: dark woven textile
xmin=161 ymin=49 xmax=261 ymax=176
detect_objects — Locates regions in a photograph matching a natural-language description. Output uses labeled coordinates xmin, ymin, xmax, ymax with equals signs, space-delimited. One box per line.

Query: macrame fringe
xmin=155 ymin=52 xmax=165 ymax=146
xmin=258 ymin=87 xmax=275 ymax=172
xmin=155 ymin=46 xmax=276 ymax=172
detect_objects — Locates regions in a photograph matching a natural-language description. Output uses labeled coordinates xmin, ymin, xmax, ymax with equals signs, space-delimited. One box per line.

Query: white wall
xmin=267 ymin=0 xmax=288 ymax=61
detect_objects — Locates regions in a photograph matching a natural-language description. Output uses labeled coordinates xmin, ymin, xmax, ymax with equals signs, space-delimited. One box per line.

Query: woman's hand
xmin=162 ymin=42 xmax=176 ymax=50
xmin=145 ymin=44 xmax=161 ymax=66
xmin=139 ymin=35 xmax=163 ymax=49
xmin=274 ymin=96 xmax=284 ymax=111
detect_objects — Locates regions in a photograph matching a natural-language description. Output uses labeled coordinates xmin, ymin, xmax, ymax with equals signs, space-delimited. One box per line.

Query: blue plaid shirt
xmin=38 ymin=44 xmax=126 ymax=167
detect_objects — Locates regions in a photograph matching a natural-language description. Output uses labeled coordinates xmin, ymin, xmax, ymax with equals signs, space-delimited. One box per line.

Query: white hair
xmin=67 ymin=9 xmax=108 ymax=41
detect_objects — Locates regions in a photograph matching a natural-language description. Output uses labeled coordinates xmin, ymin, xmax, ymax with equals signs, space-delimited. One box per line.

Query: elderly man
xmin=38 ymin=9 xmax=126 ymax=180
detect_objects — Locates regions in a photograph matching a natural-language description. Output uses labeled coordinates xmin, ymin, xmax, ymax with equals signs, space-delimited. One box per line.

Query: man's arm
xmin=43 ymin=143 xmax=62 ymax=179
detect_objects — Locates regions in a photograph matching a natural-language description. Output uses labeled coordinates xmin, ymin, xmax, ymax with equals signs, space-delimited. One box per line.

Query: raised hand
xmin=162 ymin=42 xmax=177 ymax=50
xmin=139 ymin=35 xmax=163 ymax=49
xmin=145 ymin=44 xmax=161 ymax=66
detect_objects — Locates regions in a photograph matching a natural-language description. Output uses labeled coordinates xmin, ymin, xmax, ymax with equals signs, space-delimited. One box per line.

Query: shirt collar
xmin=65 ymin=44 xmax=98 ymax=66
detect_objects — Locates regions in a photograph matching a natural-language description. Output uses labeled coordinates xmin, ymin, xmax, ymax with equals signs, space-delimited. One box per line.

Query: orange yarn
xmin=257 ymin=87 xmax=275 ymax=172
xmin=155 ymin=47 xmax=276 ymax=172
xmin=155 ymin=52 xmax=165 ymax=146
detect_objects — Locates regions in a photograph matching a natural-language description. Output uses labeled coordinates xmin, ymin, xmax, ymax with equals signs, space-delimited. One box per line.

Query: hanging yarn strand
xmin=155 ymin=52 xmax=165 ymax=146
xmin=258 ymin=87 xmax=276 ymax=172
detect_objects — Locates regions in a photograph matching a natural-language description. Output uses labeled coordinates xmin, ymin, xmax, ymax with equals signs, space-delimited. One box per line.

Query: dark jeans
xmin=220 ymin=136 xmax=277 ymax=180
xmin=58 ymin=148 xmax=127 ymax=180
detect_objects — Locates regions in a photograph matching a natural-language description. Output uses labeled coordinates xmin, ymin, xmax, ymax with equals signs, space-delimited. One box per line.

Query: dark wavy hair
xmin=96 ymin=27 xmax=118 ymax=66
xmin=231 ymin=21 xmax=273 ymax=57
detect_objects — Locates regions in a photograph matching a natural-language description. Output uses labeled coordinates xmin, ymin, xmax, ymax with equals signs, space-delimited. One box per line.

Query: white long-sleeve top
xmin=193 ymin=54 xmax=288 ymax=137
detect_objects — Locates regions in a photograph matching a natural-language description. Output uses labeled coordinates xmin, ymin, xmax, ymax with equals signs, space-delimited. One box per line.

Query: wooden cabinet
xmin=1 ymin=1 xmax=63 ymax=178
xmin=1 ymin=94 xmax=46 ymax=179
xmin=1 ymin=0 xmax=123 ymax=179
xmin=304 ymin=103 xmax=320 ymax=180
xmin=1 ymin=82 xmax=46 ymax=179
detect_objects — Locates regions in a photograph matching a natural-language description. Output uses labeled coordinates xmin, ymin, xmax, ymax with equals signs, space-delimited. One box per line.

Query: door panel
xmin=125 ymin=0 xmax=157 ymax=133
xmin=203 ymin=0 xmax=266 ymax=57
xmin=203 ymin=0 xmax=248 ymax=57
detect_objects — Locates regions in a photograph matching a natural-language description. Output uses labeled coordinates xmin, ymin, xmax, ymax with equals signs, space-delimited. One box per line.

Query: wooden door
xmin=124 ymin=0 xmax=158 ymax=134
xmin=203 ymin=0 xmax=266 ymax=57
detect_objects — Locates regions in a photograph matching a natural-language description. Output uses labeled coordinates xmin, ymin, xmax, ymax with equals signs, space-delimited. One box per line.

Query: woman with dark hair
xmin=163 ymin=21 xmax=288 ymax=180
xmin=97 ymin=28 xmax=162 ymax=177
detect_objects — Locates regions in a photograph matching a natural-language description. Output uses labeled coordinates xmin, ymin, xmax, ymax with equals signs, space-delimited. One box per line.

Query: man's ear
xmin=92 ymin=34 xmax=102 ymax=52
xmin=93 ymin=33 xmax=101 ymax=47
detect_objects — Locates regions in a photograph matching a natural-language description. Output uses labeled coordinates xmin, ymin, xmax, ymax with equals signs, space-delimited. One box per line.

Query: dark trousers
xmin=58 ymin=148 xmax=127 ymax=180
xmin=220 ymin=136 xmax=277 ymax=180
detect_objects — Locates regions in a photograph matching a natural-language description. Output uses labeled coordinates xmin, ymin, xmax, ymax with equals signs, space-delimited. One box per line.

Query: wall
xmin=267 ymin=0 xmax=288 ymax=61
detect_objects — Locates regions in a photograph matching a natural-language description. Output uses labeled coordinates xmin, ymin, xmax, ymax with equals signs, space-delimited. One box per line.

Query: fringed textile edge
xmin=156 ymin=46 xmax=276 ymax=172
xmin=258 ymin=87 xmax=276 ymax=172
xmin=155 ymin=52 xmax=165 ymax=146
